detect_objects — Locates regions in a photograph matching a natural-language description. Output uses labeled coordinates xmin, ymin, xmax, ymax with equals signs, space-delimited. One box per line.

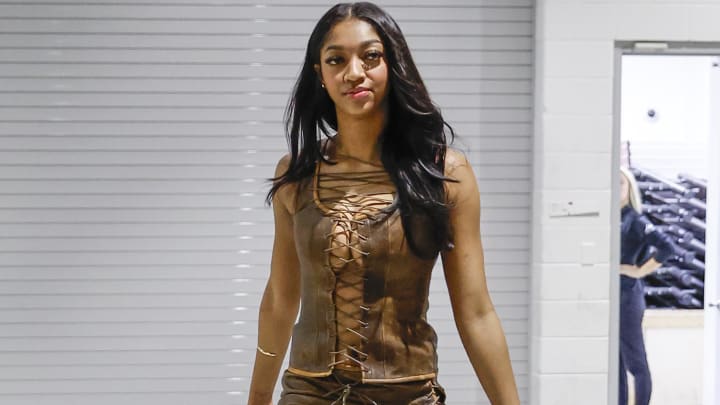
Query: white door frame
xmin=611 ymin=41 xmax=720 ymax=405
xmin=705 ymin=54 xmax=720 ymax=405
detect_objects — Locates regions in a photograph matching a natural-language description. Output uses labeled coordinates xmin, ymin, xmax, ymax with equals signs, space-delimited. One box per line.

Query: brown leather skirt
xmin=278 ymin=369 xmax=446 ymax=404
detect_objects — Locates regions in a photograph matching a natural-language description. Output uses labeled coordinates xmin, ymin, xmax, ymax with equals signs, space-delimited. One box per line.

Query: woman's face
xmin=620 ymin=173 xmax=630 ymax=206
xmin=315 ymin=18 xmax=389 ymax=119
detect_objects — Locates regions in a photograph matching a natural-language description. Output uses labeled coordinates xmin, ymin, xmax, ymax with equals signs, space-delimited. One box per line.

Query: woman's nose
xmin=344 ymin=57 xmax=365 ymax=82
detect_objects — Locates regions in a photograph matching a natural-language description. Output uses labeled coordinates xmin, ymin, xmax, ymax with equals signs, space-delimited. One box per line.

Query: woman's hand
xmin=620 ymin=264 xmax=641 ymax=278
xmin=637 ymin=257 xmax=662 ymax=278
xmin=620 ymin=258 xmax=662 ymax=279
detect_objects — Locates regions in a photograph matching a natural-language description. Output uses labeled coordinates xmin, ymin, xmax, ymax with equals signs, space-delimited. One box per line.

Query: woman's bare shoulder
xmin=444 ymin=147 xmax=470 ymax=178
xmin=273 ymin=153 xmax=300 ymax=215
xmin=275 ymin=153 xmax=291 ymax=177
xmin=443 ymin=147 xmax=478 ymax=206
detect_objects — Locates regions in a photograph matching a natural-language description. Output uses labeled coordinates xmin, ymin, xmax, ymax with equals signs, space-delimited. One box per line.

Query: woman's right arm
xmin=622 ymin=215 xmax=678 ymax=279
xmin=247 ymin=155 xmax=301 ymax=405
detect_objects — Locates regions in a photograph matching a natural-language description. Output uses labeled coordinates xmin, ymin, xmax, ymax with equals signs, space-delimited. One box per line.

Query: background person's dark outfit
xmin=619 ymin=205 xmax=676 ymax=405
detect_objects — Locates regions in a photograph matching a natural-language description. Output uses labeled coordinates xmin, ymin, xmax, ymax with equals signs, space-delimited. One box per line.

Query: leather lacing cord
xmin=312 ymin=154 xmax=398 ymax=377
xmin=319 ymin=373 xmax=444 ymax=405
xmin=308 ymin=155 xmax=444 ymax=404
xmin=322 ymin=379 xmax=379 ymax=405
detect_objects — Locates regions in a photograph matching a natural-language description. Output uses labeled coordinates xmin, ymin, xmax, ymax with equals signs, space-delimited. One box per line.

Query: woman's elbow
xmin=259 ymin=282 xmax=300 ymax=316
xmin=454 ymin=302 xmax=497 ymax=327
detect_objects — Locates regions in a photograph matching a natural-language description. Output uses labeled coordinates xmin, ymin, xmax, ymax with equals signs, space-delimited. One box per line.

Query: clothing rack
xmin=631 ymin=166 xmax=707 ymax=309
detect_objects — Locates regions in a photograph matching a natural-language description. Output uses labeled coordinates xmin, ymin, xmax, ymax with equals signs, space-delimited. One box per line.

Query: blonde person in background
xmin=619 ymin=166 xmax=678 ymax=405
xmin=247 ymin=2 xmax=520 ymax=404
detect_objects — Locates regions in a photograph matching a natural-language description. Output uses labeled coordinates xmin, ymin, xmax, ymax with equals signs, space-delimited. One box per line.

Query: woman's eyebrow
xmin=324 ymin=39 xmax=382 ymax=51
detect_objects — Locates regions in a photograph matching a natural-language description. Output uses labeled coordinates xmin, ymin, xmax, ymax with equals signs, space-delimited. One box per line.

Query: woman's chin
xmin=338 ymin=103 xmax=384 ymax=118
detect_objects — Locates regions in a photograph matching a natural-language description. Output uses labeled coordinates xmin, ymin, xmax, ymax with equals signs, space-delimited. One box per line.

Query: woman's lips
xmin=345 ymin=89 xmax=371 ymax=99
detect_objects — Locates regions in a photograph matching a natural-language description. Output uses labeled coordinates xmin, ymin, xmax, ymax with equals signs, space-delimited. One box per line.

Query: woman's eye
xmin=324 ymin=51 xmax=381 ymax=66
xmin=325 ymin=56 xmax=343 ymax=65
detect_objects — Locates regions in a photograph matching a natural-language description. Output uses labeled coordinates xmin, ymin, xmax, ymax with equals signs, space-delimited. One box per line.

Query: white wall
xmin=621 ymin=55 xmax=715 ymax=179
xmin=532 ymin=1 xmax=720 ymax=404
xmin=643 ymin=310 xmax=704 ymax=405
xmin=0 ymin=1 xmax=533 ymax=404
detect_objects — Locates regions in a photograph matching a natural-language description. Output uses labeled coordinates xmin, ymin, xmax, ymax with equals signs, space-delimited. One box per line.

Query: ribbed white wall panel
xmin=0 ymin=1 xmax=533 ymax=403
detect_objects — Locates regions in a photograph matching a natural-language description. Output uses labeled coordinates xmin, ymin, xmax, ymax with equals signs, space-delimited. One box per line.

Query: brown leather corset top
xmin=288 ymin=154 xmax=440 ymax=383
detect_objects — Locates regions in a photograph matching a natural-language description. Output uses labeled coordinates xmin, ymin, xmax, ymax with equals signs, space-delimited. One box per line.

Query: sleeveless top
xmin=286 ymin=143 xmax=441 ymax=383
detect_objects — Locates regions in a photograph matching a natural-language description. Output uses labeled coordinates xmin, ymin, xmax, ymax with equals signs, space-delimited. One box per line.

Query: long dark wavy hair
xmin=266 ymin=2 xmax=458 ymax=259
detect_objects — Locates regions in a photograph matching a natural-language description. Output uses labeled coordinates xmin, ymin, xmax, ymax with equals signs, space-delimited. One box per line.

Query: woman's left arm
xmin=627 ymin=217 xmax=678 ymax=278
xmin=440 ymin=151 xmax=520 ymax=405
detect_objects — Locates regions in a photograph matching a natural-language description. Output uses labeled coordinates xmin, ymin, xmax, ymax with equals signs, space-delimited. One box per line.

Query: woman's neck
xmin=334 ymin=109 xmax=386 ymax=163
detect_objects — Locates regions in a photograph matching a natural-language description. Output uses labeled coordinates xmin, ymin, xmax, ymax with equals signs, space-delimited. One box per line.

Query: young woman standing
xmin=248 ymin=3 xmax=520 ymax=404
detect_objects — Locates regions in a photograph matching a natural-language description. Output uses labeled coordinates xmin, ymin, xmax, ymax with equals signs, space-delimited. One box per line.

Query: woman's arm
xmin=622 ymin=217 xmax=678 ymax=279
xmin=620 ymin=259 xmax=662 ymax=278
xmin=639 ymin=217 xmax=677 ymax=264
xmin=440 ymin=151 xmax=520 ymax=405
xmin=247 ymin=155 xmax=301 ymax=405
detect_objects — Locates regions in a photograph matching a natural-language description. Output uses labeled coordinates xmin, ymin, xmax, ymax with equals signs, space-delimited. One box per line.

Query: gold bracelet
xmin=257 ymin=346 xmax=277 ymax=357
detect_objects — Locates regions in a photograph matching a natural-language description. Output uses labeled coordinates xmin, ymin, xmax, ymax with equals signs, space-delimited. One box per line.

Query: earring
xmin=321 ymin=83 xmax=325 ymax=88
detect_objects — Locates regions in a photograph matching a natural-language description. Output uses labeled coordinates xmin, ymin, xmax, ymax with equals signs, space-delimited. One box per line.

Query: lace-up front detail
xmin=312 ymin=157 xmax=397 ymax=374
xmin=287 ymin=140 xmax=445 ymax=383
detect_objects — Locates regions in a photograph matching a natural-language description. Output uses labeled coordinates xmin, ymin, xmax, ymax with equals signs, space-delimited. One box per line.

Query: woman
xmin=247 ymin=2 xmax=520 ymax=404
xmin=618 ymin=166 xmax=677 ymax=405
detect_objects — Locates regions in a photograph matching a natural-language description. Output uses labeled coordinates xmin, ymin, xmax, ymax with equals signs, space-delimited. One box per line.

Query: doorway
xmin=613 ymin=44 xmax=720 ymax=405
